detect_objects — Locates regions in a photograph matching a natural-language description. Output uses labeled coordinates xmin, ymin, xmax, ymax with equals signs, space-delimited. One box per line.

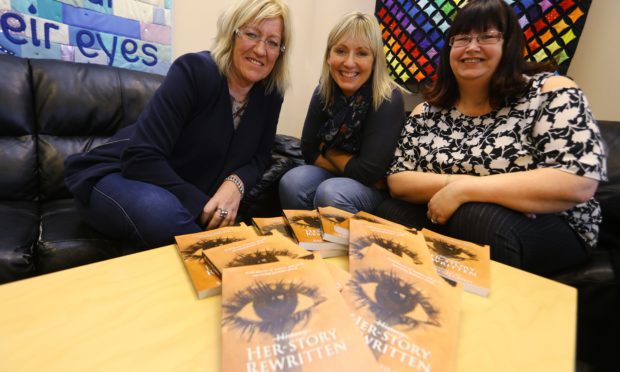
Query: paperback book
xmin=221 ymin=258 xmax=379 ymax=371
xmin=317 ymin=206 xmax=353 ymax=245
xmin=342 ymin=245 xmax=462 ymax=372
xmin=252 ymin=216 xmax=294 ymax=240
xmin=348 ymin=219 xmax=435 ymax=274
xmin=282 ymin=209 xmax=347 ymax=258
xmin=174 ymin=224 xmax=258 ymax=299
xmin=334 ymin=210 xmax=409 ymax=239
xmin=421 ymin=228 xmax=491 ymax=297
xmin=325 ymin=261 xmax=351 ymax=293
xmin=202 ymin=233 xmax=311 ymax=276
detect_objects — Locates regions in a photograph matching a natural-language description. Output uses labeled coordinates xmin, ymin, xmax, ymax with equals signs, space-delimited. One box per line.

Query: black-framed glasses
xmin=449 ymin=31 xmax=503 ymax=48
xmin=234 ymin=28 xmax=285 ymax=53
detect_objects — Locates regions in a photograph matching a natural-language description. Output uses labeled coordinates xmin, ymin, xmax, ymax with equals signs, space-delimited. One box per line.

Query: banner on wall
xmin=375 ymin=0 xmax=592 ymax=85
xmin=0 ymin=0 xmax=173 ymax=75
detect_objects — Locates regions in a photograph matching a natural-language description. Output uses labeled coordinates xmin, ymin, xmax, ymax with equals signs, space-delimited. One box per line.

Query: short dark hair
xmin=425 ymin=0 xmax=554 ymax=108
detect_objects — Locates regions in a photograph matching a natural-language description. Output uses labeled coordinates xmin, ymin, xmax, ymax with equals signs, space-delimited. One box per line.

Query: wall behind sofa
xmin=173 ymin=0 xmax=620 ymax=137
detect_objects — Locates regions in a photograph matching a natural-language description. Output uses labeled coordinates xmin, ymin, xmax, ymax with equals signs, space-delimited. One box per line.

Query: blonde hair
xmin=211 ymin=0 xmax=291 ymax=95
xmin=319 ymin=11 xmax=405 ymax=110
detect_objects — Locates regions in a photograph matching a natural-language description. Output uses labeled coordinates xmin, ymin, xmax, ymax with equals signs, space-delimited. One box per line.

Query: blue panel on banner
xmin=22 ymin=40 xmax=61 ymax=59
xmin=151 ymin=61 xmax=170 ymax=75
xmin=0 ymin=32 xmax=21 ymax=56
xmin=155 ymin=44 xmax=171 ymax=63
xmin=62 ymin=4 xmax=141 ymax=38
xmin=83 ymin=1 xmax=113 ymax=15
xmin=37 ymin=1 xmax=64 ymax=22
xmin=165 ymin=0 xmax=172 ymax=10
xmin=9 ymin=0 xmax=32 ymax=14
xmin=69 ymin=25 xmax=102 ymax=50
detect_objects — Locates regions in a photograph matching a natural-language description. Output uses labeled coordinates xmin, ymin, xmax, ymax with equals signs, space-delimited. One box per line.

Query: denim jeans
xmin=75 ymin=172 xmax=202 ymax=248
xmin=279 ymin=165 xmax=388 ymax=213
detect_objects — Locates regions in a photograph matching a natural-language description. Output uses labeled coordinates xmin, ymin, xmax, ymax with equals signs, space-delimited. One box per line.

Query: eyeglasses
xmin=449 ymin=31 xmax=503 ymax=48
xmin=234 ymin=28 xmax=285 ymax=53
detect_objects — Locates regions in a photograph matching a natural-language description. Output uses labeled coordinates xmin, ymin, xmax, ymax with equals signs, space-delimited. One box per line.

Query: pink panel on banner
xmin=140 ymin=22 xmax=171 ymax=44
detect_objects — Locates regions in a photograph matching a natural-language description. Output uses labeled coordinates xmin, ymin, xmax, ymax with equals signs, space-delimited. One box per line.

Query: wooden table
xmin=0 ymin=245 xmax=576 ymax=371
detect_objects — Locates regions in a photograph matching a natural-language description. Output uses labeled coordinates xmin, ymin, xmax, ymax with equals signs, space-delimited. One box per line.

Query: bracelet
xmin=225 ymin=175 xmax=245 ymax=196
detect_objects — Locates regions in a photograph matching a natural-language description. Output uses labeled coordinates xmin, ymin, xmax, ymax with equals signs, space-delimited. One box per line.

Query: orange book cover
xmin=203 ymin=233 xmax=312 ymax=276
xmin=334 ymin=210 xmax=409 ymax=238
xmin=421 ymin=228 xmax=491 ymax=297
xmin=342 ymin=245 xmax=462 ymax=372
xmin=252 ymin=216 xmax=294 ymax=240
xmin=221 ymin=258 xmax=379 ymax=371
xmin=325 ymin=261 xmax=351 ymax=293
xmin=283 ymin=209 xmax=347 ymax=257
xmin=174 ymin=225 xmax=258 ymax=298
xmin=317 ymin=206 xmax=353 ymax=245
xmin=348 ymin=219 xmax=435 ymax=275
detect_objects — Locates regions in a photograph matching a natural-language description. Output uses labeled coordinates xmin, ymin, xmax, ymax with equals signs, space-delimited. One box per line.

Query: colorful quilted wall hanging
xmin=375 ymin=0 xmax=592 ymax=85
xmin=0 ymin=0 xmax=173 ymax=75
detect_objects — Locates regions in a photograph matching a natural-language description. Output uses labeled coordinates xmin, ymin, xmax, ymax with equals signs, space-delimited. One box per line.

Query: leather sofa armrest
xmin=272 ymin=134 xmax=304 ymax=166
xmin=238 ymin=153 xmax=294 ymax=223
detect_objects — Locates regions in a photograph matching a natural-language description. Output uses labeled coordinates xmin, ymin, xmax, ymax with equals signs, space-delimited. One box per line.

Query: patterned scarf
xmin=318 ymin=82 xmax=372 ymax=154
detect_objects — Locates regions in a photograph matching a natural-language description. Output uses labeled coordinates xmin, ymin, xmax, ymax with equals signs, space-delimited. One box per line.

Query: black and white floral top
xmin=389 ymin=72 xmax=607 ymax=248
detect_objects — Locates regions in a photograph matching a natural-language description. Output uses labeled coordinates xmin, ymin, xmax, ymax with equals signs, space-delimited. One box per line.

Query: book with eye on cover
xmin=317 ymin=206 xmax=353 ymax=245
xmin=334 ymin=210 xmax=409 ymax=239
xmin=251 ymin=216 xmax=295 ymax=240
xmin=341 ymin=245 xmax=462 ymax=372
xmin=202 ymin=233 xmax=312 ymax=277
xmin=421 ymin=228 xmax=491 ymax=297
xmin=282 ymin=209 xmax=347 ymax=258
xmin=348 ymin=219 xmax=435 ymax=274
xmin=221 ymin=257 xmax=379 ymax=372
xmin=174 ymin=224 xmax=258 ymax=299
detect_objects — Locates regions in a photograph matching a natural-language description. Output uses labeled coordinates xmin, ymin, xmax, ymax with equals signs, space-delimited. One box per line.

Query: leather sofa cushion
xmin=30 ymin=58 xmax=163 ymax=202
xmin=0 ymin=55 xmax=37 ymax=201
xmin=0 ymin=201 xmax=39 ymax=283
xmin=37 ymin=199 xmax=132 ymax=274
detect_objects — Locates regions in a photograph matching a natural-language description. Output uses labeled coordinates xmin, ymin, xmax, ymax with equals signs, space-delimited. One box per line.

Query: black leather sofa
xmin=0 ymin=53 xmax=295 ymax=284
xmin=374 ymin=120 xmax=620 ymax=370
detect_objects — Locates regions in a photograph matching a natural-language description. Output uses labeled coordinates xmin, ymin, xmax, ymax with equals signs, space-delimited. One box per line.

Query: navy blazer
xmin=65 ymin=51 xmax=283 ymax=219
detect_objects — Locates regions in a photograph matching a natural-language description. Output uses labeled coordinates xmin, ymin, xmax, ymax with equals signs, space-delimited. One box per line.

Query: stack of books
xmin=174 ymin=206 xmax=492 ymax=371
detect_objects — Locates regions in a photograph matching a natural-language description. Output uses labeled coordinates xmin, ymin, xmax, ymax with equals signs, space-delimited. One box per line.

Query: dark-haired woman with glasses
xmin=383 ymin=0 xmax=607 ymax=276
xmin=65 ymin=0 xmax=291 ymax=248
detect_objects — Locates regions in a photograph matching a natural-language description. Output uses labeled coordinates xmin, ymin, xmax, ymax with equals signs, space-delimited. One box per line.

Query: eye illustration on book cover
xmin=223 ymin=279 xmax=327 ymax=340
xmin=354 ymin=214 xmax=383 ymax=224
xmin=288 ymin=215 xmax=322 ymax=230
xmin=221 ymin=259 xmax=381 ymax=371
xmin=180 ymin=236 xmax=246 ymax=261
xmin=322 ymin=213 xmax=347 ymax=225
xmin=348 ymin=268 xmax=441 ymax=331
xmin=350 ymin=235 xmax=422 ymax=264
xmin=226 ymin=249 xmax=304 ymax=268
xmin=421 ymin=228 xmax=491 ymax=297
xmin=342 ymin=246 xmax=461 ymax=371
xmin=425 ymin=237 xmax=478 ymax=262
xmin=260 ymin=222 xmax=291 ymax=236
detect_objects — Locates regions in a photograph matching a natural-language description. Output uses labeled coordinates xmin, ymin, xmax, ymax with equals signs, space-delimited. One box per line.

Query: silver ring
xmin=431 ymin=218 xmax=438 ymax=224
xmin=218 ymin=207 xmax=228 ymax=218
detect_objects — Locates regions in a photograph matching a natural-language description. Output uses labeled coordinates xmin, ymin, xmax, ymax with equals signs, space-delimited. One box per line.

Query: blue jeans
xmin=279 ymin=165 xmax=387 ymax=213
xmin=75 ymin=173 xmax=202 ymax=248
